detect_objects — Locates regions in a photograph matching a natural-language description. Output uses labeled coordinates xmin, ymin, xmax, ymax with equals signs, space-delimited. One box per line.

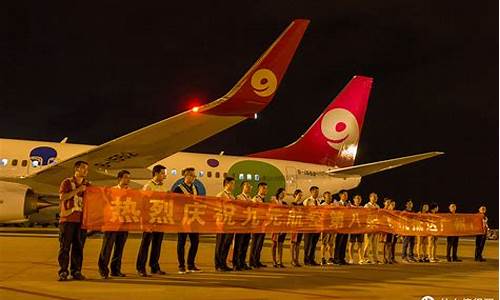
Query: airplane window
xmin=199 ymin=171 xmax=204 ymax=177
xmin=21 ymin=160 xmax=27 ymax=167
xmin=0 ymin=158 xmax=7 ymax=167
xmin=215 ymin=172 xmax=220 ymax=178
xmin=255 ymin=174 xmax=260 ymax=181
xmin=246 ymin=174 xmax=252 ymax=180
xmin=207 ymin=171 xmax=212 ymax=178
xmin=171 ymin=169 xmax=177 ymax=176
xmin=223 ymin=172 xmax=228 ymax=178
xmin=238 ymin=173 xmax=244 ymax=180
xmin=12 ymin=159 xmax=18 ymax=166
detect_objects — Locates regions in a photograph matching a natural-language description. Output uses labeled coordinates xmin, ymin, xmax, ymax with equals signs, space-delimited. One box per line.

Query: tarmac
xmin=0 ymin=228 xmax=497 ymax=300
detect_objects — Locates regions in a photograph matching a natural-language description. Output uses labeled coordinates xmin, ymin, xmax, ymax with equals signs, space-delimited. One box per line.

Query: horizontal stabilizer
xmin=327 ymin=152 xmax=444 ymax=177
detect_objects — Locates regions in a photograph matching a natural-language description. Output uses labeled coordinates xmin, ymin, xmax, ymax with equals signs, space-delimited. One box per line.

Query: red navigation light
xmin=192 ymin=106 xmax=200 ymax=113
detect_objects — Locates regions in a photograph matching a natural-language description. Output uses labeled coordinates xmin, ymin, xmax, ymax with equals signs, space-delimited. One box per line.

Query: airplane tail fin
xmin=204 ymin=19 xmax=310 ymax=117
xmin=249 ymin=75 xmax=373 ymax=167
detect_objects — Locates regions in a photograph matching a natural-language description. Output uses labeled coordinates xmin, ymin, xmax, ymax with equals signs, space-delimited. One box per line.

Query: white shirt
xmin=337 ymin=199 xmax=349 ymax=207
xmin=364 ymin=202 xmax=380 ymax=209
xmin=113 ymin=184 xmax=129 ymax=190
xmin=252 ymin=194 xmax=266 ymax=203
xmin=143 ymin=179 xmax=169 ymax=192
xmin=303 ymin=196 xmax=319 ymax=206
xmin=216 ymin=189 xmax=235 ymax=200
xmin=237 ymin=193 xmax=252 ymax=201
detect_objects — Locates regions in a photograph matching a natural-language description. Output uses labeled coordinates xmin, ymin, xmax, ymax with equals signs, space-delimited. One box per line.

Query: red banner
xmin=82 ymin=187 xmax=485 ymax=236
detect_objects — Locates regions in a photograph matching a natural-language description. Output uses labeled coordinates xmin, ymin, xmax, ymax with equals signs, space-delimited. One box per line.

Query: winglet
xmin=202 ymin=19 xmax=310 ymax=117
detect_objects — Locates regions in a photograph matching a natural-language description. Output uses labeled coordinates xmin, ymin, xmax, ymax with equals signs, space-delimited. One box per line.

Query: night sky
xmin=3 ymin=1 xmax=498 ymax=225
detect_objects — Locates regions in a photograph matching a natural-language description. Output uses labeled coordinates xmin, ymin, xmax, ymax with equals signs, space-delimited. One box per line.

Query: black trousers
xmin=249 ymin=233 xmax=266 ymax=266
xmin=446 ymin=236 xmax=459 ymax=260
xmin=233 ymin=233 xmax=251 ymax=268
xmin=333 ymin=234 xmax=348 ymax=263
xmin=475 ymin=234 xmax=487 ymax=260
xmin=214 ymin=233 xmax=234 ymax=268
xmin=303 ymin=233 xmax=320 ymax=264
xmin=177 ymin=233 xmax=199 ymax=268
xmin=402 ymin=236 xmax=415 ymax=258
xmin=98 ymin=231 xmax=128 ymax=275
xmin=136 ymin=231 xmax=164 ymax=272
xmin=391 ymin=235 xmax=398 ymax=260
xmin=58 ymin=222 xmax=86 ymax=276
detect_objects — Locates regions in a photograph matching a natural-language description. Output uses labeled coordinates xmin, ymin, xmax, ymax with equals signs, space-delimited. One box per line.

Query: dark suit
xmin=333 ymin=200 xmax=348 ymax=264
xmin=446 ymin=236 xmax=459 ymax=260
xmin=174 ymin=183 xmax=200 ymax=269
xmin=475 ymin=234 xmax=487 ymax=260
xmin=98 ymin=231 xmax=128 ymax=275
xmin=136 ymin=180 xmax=167 ymax=273
xmin=233 ymin=233 xmax=251 ymax=268
xmin=250 ymin=233 xmax=266 ymax=266
xmin=136 ymin=231 xmax=164 ymax=272
xmin=333 ymin=233 xmax=348 ymax=263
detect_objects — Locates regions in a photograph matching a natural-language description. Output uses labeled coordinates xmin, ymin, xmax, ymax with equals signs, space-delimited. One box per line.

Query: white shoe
xmin=348 ymin=259 xmax=354 ymax=264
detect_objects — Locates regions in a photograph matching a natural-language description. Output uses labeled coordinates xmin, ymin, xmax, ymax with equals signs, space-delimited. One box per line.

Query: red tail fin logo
xmin=251 ymin=69 xmax=278 ymax=97
xmin=321 ymin=108 xmax=360 ymax=150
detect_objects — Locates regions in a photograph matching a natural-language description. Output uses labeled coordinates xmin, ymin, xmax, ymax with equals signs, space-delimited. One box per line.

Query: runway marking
xmin=0 ymin=285 xmax=80 ymax=300
xmin=0 ymin=233 xmax=58 ymax=238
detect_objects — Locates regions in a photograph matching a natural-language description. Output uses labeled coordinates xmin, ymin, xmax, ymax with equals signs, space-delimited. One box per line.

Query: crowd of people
xmin=56 ymin=161 xmax=490 ymax=281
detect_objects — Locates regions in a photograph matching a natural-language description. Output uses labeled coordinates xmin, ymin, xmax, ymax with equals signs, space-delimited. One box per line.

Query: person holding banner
xmin=214 ymin=177 xmax=236 ymax=272
xmin=233 ymin=181 xmax=254 ymax=271
xmin=249 ymin=182 xmax=269 ymax=268
xmin=348 ymin=194 xmax=365 ymax=264
xmin=382 ymin=198 xmax=396 ymax=264
xmin=427 ymin=203 xmax=440 ymax=263
xmin=416 ymin=203 xmax=430 ymax=263
xmin=98 ymin=170 xmax=130 ymax=279
xmin=173 ymin=167 xmax=202 ymax=274
xmin=57 ymin=160 xmax=89 ymax=281
xmin=320 ymin=191 xmax=335 ymax=266
xmin=475 ymin=206 xmax=488 ymax=262
xmin=389 ymin=200 xmax=398 ymax=263
xmin=303 ymin=186 xmax=321 ymax=266
xmin=362 ymin=192 xmax=381 ymax=264
xmin=271 ymin=188 xmax=287 ymax=268
xmin=446 ymin=203 xmax=462 ymax=262
xmin=136 ymin=165 xmax=168 ymax=277
xmin=333 ymin=190 xmax=350 ymax=265
xmin=290 ymin=189 xmax=304 ymax=267
xmin=401 ymin=199 xmax=417 ymax=263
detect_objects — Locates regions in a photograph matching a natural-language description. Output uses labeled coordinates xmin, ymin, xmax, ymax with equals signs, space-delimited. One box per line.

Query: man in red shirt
xmin=57 ymin=160 xmax=89 ymax=281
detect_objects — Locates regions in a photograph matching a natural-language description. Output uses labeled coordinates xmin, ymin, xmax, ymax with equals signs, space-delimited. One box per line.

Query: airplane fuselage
xmin=0 ymin=138 xmax=361 ymax=200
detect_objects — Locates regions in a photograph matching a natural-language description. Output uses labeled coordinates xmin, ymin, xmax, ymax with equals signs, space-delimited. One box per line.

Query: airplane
xmin=0 ymin=20 xmax=442 ymax=224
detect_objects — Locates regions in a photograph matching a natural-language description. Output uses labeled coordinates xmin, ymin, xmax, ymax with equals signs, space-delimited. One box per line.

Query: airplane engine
xmin=0 ymin=181 xmax=41 ymax=222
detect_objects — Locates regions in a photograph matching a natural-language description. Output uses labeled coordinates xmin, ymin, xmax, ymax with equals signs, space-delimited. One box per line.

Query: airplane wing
xmin=16 ymin=19 xmax=310 ymax=193
xmin=326 ymin=152 xmax=444 ymax=177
